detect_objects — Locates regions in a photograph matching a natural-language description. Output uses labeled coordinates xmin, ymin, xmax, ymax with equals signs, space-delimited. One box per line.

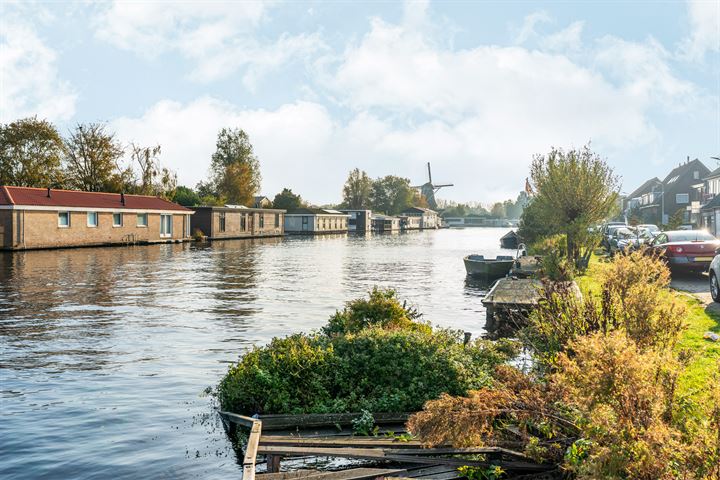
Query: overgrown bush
xmin=523 ymin=250 xmax=687 ymax=366
xmin=217 ymin=289 xmax=517 ymax=415
xmin=323 ymin=287 xmax=429 ymax=336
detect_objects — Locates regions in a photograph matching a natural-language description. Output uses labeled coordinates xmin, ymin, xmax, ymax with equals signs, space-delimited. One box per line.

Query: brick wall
xmin=4 ymin=209 xmax=190 ymax=250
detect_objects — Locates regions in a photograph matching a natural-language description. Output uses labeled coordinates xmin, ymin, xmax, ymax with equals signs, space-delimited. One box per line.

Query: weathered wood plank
xmin=257 ymin=467 xmax=408 ymax=480
xmin=219 ymin=410 xmax=258 ymax=428
xmin=259 ymin=436 xmax=427 ymax=449
xmin=258 ymin=412 xmax=411 ymax=431
xmin=256 ymin=445 xmax=552 ymax=471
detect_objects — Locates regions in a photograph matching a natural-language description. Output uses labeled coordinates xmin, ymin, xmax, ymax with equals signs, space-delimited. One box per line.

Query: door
xmin=302 ymin=216 xmax=309 ymax=231
xmin=160 ymin=214 xmax=173 ymax=238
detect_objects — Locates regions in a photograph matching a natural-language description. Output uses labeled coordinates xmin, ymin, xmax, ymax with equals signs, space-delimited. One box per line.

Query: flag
xmin=525 ymin=177 xmax=533 ymax=195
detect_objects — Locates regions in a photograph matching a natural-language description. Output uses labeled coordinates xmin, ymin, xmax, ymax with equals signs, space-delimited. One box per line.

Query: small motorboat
xmin=499 ymin=230 xmax=520 ymax=249
xmin=463 ymin=254 xmax=515 ymax=280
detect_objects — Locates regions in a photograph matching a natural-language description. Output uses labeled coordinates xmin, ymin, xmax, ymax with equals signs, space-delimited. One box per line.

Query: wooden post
xmin=266 ymin=454 xmax=282 ymax=473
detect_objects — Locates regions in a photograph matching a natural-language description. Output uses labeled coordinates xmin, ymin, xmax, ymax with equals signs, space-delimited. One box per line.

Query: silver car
xmin=710 ymin=254 xmax=720 ymax=302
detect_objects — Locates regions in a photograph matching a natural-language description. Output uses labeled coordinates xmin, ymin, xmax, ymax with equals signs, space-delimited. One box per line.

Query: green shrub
xmin=217 ymin=289 xmax=517 ymax=415
xmin=323 ymin=287 xmax=430 ymax=336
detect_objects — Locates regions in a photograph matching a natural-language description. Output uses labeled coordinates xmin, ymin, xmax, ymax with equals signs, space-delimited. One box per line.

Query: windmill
xmin=412 ymin=162 xmax=453 ymax=210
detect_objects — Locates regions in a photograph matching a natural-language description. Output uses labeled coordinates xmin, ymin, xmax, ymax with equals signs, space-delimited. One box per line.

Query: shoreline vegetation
xmin=218 ymin=145 xmax=719 ymax=479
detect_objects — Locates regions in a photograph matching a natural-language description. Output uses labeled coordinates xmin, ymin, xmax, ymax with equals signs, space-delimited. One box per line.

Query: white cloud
xmin=93 ymin=1 xmax=324 ymax=85
xmin=540 ymin=21 xmax=584 ymax=52
xmin=0 ymin=20 xmax=77 ymax=123
xmin=679 ymin=0 xmax=720 ymax=61
xmin=513 ymin=11 xmax=552 ymax=45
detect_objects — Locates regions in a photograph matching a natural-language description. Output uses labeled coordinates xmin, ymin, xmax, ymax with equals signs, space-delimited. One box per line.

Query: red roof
xmin=0 ymin=186 xmax=191 ymax=212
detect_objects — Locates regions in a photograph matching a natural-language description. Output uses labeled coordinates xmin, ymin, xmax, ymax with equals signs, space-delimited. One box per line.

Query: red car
xmin=649 ymin=230 xmax=720 ymax=272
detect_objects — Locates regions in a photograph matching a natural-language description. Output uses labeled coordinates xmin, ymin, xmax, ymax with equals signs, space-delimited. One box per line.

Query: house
xmin=638 ymin=158 xmax=709 ymax=226
xmin=371 ymin=214 xmax=401 ymax=232
xmin=696 ymin=166 xmax=720 ymax=235
xmin=0 ymin=186 xmax=193 ymax=250
xmin=400 ymin=215 xmax=422 ymax=230
xmin=340 ymin=209 xmax=372 ymax=232
xmin=253 ymin=196 xmax=273 ymax=209
xmin=284 ymin=208 xmax=349 ymax=234
xmin=623 ymin=177 xmax=662 ymax=220
xmin=401 ymin=207 xmax=440 ymax=229
xmin=190 ymin=205 xmax=285 ymax=240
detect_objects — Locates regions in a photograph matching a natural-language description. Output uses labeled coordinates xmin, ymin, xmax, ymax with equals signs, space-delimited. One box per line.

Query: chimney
xmin=46 ymin=187 xmax=51 ymax=198
xmin=120 ymin=192 xmax=125 ymax=205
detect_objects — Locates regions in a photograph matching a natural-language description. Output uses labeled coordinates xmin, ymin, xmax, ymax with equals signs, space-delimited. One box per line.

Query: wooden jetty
xmin=509 ymin=256 xmax=542 ymax=278
xmin=482 ymin=278 xmax=543 ymax=334
xmin=218 ymin=411 xmax=555 ymax=479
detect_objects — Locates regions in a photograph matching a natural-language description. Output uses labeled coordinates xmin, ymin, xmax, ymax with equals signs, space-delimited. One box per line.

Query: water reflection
xmin=0 ymin=228 xmax=509 ymax=479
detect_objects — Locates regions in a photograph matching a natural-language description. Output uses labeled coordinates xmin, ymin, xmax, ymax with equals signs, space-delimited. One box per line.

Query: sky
xmin=1 ymin=0 xmax=719 ymax=205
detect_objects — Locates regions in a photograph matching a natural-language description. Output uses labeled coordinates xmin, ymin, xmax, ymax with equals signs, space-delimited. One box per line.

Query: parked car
xmin=602 ymin=224 xmax=628 ymax=250
xmin=609 ymin=227 xmax=653 ymax=255
xmin=649 ymin=230 xmax=720 ymax=273
xmin=637 ymin=224 xmax=660 ymax=236
xmin=710 ymin=255 xmax=720 ymax=302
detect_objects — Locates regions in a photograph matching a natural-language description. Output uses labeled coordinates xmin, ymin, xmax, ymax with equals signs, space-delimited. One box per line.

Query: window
xmin=219 ymin=212 xmax=226 ymax=232
xmin=259 ymin=214 xmax=264 ymax=228
xmin=137 ymin=213 xmax=148 ymax=227
xmin=87 ymin=212 xmax=98 ymax=227
xmin=275 ymin=213 xmax=280 ymax=228
xmin=113 ymin=213 xmax=123 ymax=227
xmin=694 ymin=171 xmax=700 ymax=180
xmin=58 ymin=211 xmax=70 ymax=228
xmin=160 ymin=214 xmax=173 ymax=237
xmin=676 ymin=193 xmax=689 ymax=204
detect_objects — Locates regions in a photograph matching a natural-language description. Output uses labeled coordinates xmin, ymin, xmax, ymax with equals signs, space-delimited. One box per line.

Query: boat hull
xmin=463 ymin=258 xmax=514 ymax=279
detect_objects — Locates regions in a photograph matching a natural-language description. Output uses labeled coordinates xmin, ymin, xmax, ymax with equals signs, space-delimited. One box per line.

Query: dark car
xmin=649 ymin=230 xmax=720 ymax=272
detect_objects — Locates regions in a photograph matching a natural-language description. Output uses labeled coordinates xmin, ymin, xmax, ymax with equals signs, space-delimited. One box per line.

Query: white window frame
xmin=160 ymin=214 xmax=173 ymax=238
xmin=58 ymin=211 xmax=70 ymax=228
xmin=137 ymin=213 xmax=148 ymax=227
xmin=87 ymin=211 xmax=98 ymax=228
xmin=676 ymin=193 xmax=690 ymax=204
xmin=113 ymin=213 xmax=123 ymax=227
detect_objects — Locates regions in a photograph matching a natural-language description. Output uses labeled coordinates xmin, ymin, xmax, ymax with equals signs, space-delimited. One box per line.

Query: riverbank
xmin=576 ymin=257 xmax=720 ymax=404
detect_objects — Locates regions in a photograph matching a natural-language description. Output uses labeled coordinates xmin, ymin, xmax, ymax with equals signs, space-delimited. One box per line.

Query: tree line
xmin=0 ymin=117 xmax=265 ymax=207
xmin=339 ymin=168 xmax=428 ymax=215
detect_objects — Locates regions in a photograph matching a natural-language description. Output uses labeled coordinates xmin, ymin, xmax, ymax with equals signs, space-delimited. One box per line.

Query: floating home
xmin=190 ymin=205 xmax=285 ymax=240
xmin=372 ymin=214 xmax=401 ymax=232
xmin=0 ymin=186 xmax=192 ymax=250
xmin=284 ymin=208 xmax=349 ymax=234
xmin=400 ymin=215 xmax=422 ymax=231
xmin=401 ymin=207 xmax=440 ymax=229
xmin=340 ymin=209 xmax=372 ymax=233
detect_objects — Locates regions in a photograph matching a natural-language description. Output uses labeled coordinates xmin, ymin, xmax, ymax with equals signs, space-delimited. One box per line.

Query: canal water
xmin=0 ymin=228 xmax=511 ymax=479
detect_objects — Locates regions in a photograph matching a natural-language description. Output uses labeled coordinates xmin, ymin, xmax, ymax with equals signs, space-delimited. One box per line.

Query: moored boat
xmin=499 ymin=230 xmax=520 ymax=249
xmin=463 ymin=254 xmax=515 ymax=280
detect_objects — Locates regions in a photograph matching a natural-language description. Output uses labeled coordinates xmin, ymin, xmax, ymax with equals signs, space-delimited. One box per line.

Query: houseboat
xmin=0 ymin=186 xmax=192 ymax=250
xmin=401 ymin=207 xmax=439 ymax=229
xmin=284 ymin=208 xmax=349 ymax=234
xmin=340 ymin=209 xmax=372 ymax=233
xmin=372 ymin=215 xmax=401 ymax=232
xmin=190 ymin=205 xmax=285 ymax=240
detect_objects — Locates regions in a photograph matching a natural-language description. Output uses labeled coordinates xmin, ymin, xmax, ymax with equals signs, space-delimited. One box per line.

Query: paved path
xmin=670 ymin=271 xmax=713 ymax=305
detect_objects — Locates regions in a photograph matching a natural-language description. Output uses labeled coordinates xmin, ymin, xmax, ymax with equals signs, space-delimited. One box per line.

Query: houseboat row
xmin=0 ymin=186 xmax=441 ymax=250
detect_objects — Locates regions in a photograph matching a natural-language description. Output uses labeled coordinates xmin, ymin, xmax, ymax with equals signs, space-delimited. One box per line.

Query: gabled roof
xmin=0 ymin=186 xmax=191 ymax=212
xmin=401 ymin=206 xmax=437 ymax=214
xmin=626 ymin=177 xmax=661 ymax=200
xmin=662 ymin=158 xmax=709 ymax=184
xmin=704 ymin=166 xmax=720 ymax=181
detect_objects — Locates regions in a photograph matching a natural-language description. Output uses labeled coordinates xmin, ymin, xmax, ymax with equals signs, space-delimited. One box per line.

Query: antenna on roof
xmin=46 ymin=187 xmax=51 ymax=198
xmin=120 ymin=192 xmax=125 ymax=205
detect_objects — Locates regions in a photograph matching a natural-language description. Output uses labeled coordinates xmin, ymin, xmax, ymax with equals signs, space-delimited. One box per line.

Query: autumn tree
xmin=208 ymin=128 xmax=261 ymax=205
xmin=370 ymin=175 xmax=415 ymax=215
xmin=64 ymin=123 xmax=126 ymax=192
xmin=526 ymin=144 xmax=619 ymax=268
xmin=490 ymin=202 xmax=506 ymax=218
xmin=172 ymin=186 xmax=201 ymax=206
xmin=342 ymin=168 xmax=372 ymax=209
xmin=0 ymin=117 xmax=65 ymax=187
xmin=272 ymin=188 xmax=304 ymax=210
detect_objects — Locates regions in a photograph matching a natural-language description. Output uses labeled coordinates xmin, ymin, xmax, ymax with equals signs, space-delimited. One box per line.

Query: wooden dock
xmin=218 ymin=411 xmax=555 ymax=479
xmin=481 ymin=278 xmax=543 ymax=335
xmin=509 ymin=256 xmax=542 ymax=278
